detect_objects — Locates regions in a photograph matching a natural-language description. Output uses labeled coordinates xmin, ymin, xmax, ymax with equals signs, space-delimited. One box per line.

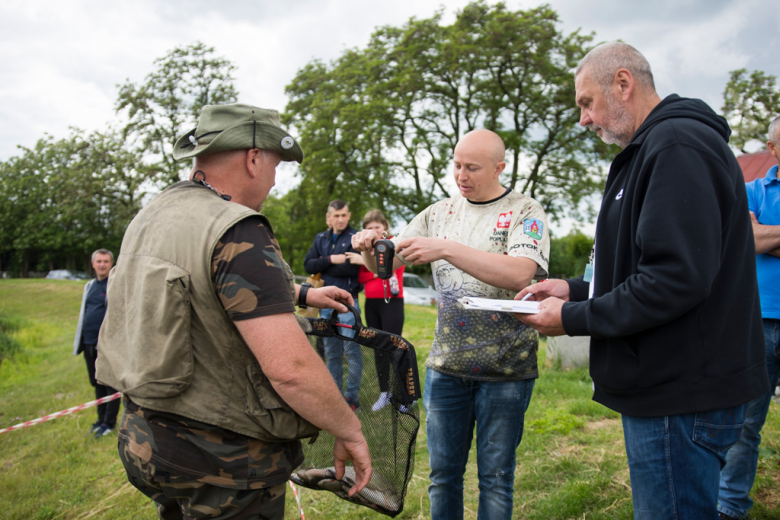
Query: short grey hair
xmin=576 ymin=42 xmax=656 ymax=94
xmin=91 ymin=249 xmax=114 ymax=262
xmin=768 ymin=115 xmax=780 ymax=144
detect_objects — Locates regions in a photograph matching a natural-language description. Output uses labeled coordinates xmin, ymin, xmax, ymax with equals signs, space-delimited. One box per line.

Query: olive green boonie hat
xmin=172 ymin=103 xmax=303 ymax=163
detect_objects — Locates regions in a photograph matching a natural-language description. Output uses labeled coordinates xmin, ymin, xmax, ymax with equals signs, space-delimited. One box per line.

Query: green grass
xmin=1 ymin=279 xmax=779 ymax=519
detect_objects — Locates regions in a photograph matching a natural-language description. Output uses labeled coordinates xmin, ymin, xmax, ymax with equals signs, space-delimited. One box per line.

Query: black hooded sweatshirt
xmin=562 ymin=94 xmax=769 ymax=417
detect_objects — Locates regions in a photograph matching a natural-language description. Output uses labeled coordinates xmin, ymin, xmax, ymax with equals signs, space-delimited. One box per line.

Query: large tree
xmin=1 ymin=42 xmax=239 ymax=276
xmin=722 ymin=68 xmax=780 ymax=153
xmin=116 ymin=41 xmax=238 ymax=186
xmin=0 ymin=130 xmax=144 ymax=275
xmin=277 ymin=2 xmax=610 ymax=269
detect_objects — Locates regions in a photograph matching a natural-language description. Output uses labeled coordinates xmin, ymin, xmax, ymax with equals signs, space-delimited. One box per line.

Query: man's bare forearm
xmin=752 ymin=221 xmax=780 ymax=255
xmin=443 ymin=241 xmax=539 ymax=292
xmin=236 ymin=314 xmax=364 ymax=442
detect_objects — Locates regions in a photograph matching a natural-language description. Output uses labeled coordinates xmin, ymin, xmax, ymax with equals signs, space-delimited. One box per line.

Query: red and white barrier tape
xmin=0 ymin=392 xmax=121 ymax=436
xmin=288 ymin=481 xmax=306 ymax=520
xmin=3 ymin=392 xmax=308 ymax=519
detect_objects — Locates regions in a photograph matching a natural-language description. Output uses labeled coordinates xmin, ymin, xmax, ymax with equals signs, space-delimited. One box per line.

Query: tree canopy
xmin=0 ymin=129 xmax=144 ymax=275
xmin=722 ymin=68 xmax=780 ymax=153
xmin=0 ymin=42 xmax=239 ymax=275
xmin=271 ymin=1 xmax=610 ymax=273
xmin=116 ymin=41 xmax=238 ymax=186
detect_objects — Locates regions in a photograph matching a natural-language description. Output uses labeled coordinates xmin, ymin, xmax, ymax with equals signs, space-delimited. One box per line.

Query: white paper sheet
xmin=458 ymin=297 xmax=540 ymax=314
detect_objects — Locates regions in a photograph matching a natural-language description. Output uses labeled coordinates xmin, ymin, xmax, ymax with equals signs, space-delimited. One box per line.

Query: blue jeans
xmin=622 ymin=404 xmax=746 ymax=520
xmin=718 ymin=319 xmax=780 ymax=519
xmin=423 ymin=367 xmax=535 ymax=520
xmin=320 ymin=303 xmax=363 ymax=406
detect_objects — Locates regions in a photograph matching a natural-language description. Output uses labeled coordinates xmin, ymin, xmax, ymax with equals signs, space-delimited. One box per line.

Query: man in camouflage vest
xmin=97 ymin=104 xmax=371 ymax=520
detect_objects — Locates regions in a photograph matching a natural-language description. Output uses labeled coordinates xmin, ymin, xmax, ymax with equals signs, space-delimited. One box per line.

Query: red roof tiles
xmin=737 ymin=150 xmax=777 ymax=182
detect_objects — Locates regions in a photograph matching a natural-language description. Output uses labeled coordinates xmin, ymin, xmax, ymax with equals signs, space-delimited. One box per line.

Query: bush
xmin=548 ymin=231 xmax=594 ymax=279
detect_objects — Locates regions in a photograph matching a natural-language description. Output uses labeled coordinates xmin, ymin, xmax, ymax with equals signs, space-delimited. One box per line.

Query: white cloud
xmin=1 ymin=0 xmax=778 ymax=195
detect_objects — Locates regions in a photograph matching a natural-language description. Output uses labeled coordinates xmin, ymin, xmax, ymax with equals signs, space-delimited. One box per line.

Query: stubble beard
xmin=589 ymin=94 xmax=635 ymax=149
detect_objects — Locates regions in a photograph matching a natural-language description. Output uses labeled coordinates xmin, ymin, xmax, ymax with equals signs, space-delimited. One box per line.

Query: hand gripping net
xmin=291 ymin=304 xmax=421 ymax=517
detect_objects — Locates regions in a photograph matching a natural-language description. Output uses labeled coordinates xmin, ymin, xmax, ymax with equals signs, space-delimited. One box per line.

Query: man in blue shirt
xmin=73 ymin=249 xmax=119 ymax=438
xmin=719 ymin=115 xmax=780 ymax=520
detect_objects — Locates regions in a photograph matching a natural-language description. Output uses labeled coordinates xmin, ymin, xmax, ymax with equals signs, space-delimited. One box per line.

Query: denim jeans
xmin=622 ymin=404 xmax=746 ymax=520
xmin=320 ymin=302 xmax=363 ymax=406
xmin=718 ymin=319 xmax=780 ymax=519
xmin=423 ymin=367 xmax=535 ymax=520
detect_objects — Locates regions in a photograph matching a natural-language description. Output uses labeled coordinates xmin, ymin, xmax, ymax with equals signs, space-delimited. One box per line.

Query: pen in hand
xmin=520 ymin=293 xmax=533 ymax=302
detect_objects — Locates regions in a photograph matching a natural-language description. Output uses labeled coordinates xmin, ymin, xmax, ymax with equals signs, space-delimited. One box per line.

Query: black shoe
xmin=88 ymin=422 xmax=101 ymax=435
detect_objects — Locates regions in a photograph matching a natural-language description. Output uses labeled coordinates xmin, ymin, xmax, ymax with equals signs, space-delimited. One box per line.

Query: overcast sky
xmin=2 ymin=0 xmax=778 ymax=230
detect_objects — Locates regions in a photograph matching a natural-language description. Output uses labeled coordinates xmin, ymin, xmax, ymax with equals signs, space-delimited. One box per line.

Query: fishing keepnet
xmin=292 ymin=304 xmax=421 ymax=517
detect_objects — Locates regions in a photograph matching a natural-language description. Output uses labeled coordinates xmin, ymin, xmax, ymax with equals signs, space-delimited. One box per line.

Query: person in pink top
xmin=347 ymin=210 xmax=405 ymax=411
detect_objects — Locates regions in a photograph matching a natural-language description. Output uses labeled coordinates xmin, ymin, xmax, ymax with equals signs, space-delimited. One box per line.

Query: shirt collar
xmin=763 ymin=164 xmax=779 ymax=185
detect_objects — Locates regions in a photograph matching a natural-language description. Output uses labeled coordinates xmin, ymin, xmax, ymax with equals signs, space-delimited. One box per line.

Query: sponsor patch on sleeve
xmin=523 ymin=218 xmax=544 ymax=240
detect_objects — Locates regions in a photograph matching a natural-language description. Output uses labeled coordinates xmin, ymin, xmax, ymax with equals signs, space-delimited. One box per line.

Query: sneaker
xmin=372 ymin=392 xmax=392 ymax=412
xmin=399 ymin=400 xmax=417 ymax=414
xmin=345 ymin=397 xmax=360 ymax=412
xmin=94 ymin=425 xmax=114 ymax=439
xmin=88 ymin=422 xmax=101 ymax=435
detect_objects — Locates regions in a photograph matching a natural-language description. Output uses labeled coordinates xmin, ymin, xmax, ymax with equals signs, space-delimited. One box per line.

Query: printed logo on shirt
xmin=616 ymin=188 xmax=624 ymax=200
xmin=496 ymin=212 xmax=512 ymax=229
xmin=523 ymin=218 xmax=544 ymax=240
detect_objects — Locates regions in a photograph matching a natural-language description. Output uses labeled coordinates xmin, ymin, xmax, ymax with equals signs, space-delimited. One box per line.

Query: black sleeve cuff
xmin=566 ymin=276 xmax=590 ymax=302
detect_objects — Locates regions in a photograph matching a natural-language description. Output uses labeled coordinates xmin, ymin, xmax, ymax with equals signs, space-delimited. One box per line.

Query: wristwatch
xmin=298 ymin=282 xmax=313 ymax=309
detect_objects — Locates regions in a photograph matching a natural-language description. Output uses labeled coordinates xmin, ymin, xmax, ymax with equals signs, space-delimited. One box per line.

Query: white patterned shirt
xmin=395 ymin=188 xmax=549 ymax=380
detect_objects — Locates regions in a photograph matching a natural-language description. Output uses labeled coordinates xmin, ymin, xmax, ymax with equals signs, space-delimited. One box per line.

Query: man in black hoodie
xmin=518 ymin=42 xmax=769 ymax=519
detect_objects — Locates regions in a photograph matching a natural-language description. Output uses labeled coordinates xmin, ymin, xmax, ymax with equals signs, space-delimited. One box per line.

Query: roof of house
xmin=737 ymin=150 xmax=776 ymax=182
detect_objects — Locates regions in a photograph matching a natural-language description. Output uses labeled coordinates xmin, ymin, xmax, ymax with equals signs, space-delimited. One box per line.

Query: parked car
xmin=45 ymin=269 xmax=91 ymax=280
xmin=402 ymin=273 xmax=437 ymax=306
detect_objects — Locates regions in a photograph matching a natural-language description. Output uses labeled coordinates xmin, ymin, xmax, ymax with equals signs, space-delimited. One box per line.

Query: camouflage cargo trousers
xmin=119 ymin=442 xmax=286 ymax=520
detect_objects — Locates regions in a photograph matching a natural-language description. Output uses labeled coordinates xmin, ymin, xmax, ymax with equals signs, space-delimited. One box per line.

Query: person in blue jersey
xmin=718 ymin=115 xmax=780 ymax=520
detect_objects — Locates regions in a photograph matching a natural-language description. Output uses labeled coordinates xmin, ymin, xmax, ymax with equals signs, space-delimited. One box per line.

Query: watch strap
xmin=298 ymin=283 xmax=312 ymax=308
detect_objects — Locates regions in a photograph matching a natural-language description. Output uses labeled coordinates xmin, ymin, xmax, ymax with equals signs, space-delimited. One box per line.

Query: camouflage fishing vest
xmin=96 ymin=181 xmax=319 ymax=442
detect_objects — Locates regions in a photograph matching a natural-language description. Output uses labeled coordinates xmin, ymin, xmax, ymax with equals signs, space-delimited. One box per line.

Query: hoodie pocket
xmin=590 ymin=337 xmax=639 ymax=391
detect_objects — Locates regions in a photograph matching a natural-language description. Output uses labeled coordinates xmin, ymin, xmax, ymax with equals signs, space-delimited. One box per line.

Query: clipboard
xmin=458 ymin=297 xmax=540 ymax=314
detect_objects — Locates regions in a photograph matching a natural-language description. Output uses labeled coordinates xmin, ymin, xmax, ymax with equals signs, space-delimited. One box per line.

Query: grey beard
xmin=590 ymin=124 xmax=631 ymax=149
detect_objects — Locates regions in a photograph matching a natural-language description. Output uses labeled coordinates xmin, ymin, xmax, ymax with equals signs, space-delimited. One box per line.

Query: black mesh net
xmin=291 ymin=304 xmax=421 ymax=517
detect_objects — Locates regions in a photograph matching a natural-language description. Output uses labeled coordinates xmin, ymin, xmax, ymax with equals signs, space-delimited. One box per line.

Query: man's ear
xmin=246 ymin=148 xmax=261 ymax=178
xmin=613 ymin=69 xmax=634 ymax=101
xmin=494 ymin=161 xmax=506 ymax=178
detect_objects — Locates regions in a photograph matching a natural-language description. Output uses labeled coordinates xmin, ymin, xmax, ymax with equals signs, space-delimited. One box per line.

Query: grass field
xmin=1 ymin=279 xmax=778 ymax=519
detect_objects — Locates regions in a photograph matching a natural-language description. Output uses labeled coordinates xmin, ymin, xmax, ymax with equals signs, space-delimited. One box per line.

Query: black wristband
xmin=298 ymin=283 xmax=313 ymax=309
